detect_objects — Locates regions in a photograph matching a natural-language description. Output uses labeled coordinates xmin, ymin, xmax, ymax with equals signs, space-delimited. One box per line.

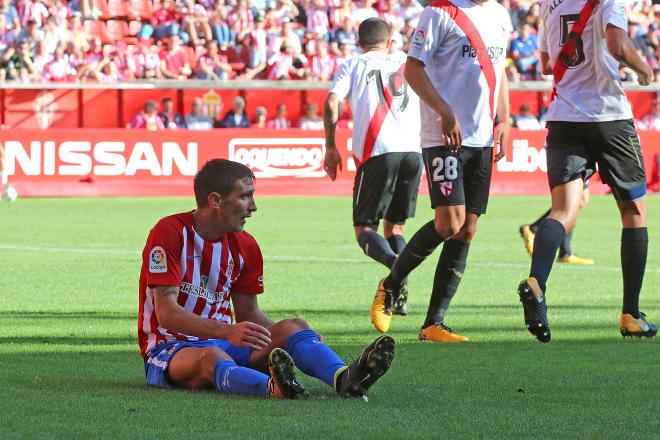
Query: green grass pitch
xmin=0 ymin=194 xmax=658 ymax=439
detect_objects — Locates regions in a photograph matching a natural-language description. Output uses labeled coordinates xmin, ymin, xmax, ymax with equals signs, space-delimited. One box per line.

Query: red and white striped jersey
xmin=138 ymin=211 xmax=264 ymax=358
xmin=408 ymin=0 xmax=512 ymax=148
xmin=329 ymin=50 xmax=421 ymax=168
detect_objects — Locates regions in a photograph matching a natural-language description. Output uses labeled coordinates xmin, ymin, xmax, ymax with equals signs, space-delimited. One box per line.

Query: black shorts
xmin=353 ymin=152 xmax=423 ymax=226
xmin=422 ymin=146 xmax=493 ymax=215
xmin=546 ymin=119 xmax=647 ymax=201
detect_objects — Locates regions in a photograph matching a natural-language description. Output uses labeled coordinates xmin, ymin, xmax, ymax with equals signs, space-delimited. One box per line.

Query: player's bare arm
xmin=494 ymin=71 xmax=510 ymax=162
xmin=152 ymin=285 xmax=272 ymax=350
xmin=231 ymin=292 xmax=275 ymax=328
xmin=323 ymin=92 xmax=342 ymax=181
xmin=605 ymin=24 xmax=652 ymax=86
xmin=405 ymin=56 xmax=462 ymax=150
xmin=540 ymin=51 xmax=553 ymax=75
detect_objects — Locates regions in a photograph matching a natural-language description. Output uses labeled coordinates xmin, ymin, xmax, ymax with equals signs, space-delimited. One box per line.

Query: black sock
xmin=424 ymin=239 xmax=470 ymax=327
xmin=529 ymin=218 xmax=566 ymax=293
xmin=559 ymin=231 xmax=573 ymax=258
xmin=530 ymin=209 xmax=551 ymax=233
xmin=387 ymin=234 xmax=409 ymax=290
xmin=384 ymin=220 xmax=444 ymax=291
xmin=621 ymin=227 xmax=648 ymax=318
xmin=357 ymin=229 xmax=397 ymax=268
xmin=387 ymin=234 xmax=406 ymax=255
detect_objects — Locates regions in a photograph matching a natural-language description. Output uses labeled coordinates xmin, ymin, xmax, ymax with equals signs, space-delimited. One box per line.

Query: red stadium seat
xmin=105 ymin=19 xmax=130 ymax=41
xmin=83 ymin=20 xmax=111 ymax=44
xmin=128 ymin=0 xmax=153 ymax=20
xmin=102 ymin=0 xmax=130 ymax=19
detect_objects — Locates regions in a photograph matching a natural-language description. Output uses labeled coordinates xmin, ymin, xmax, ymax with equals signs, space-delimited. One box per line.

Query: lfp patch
xmin=412 ymin=28 xmax=426 ymax=47
xmin=149 ymin=246 xmax=168 ymax=273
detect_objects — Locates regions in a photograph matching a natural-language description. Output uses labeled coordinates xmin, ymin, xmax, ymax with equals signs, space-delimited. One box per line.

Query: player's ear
xmin=208 ymin=192 xmax=222 ymax=208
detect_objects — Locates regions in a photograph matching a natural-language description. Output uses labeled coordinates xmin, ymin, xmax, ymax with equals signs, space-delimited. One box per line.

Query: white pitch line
xmin=0 ymin=244 xmax=658 ymax=274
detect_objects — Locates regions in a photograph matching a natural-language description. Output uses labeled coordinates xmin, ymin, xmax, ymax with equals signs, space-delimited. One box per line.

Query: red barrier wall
xmin=2 ymin=88 xmax=658 ymax=129
xmin=3 ymin=128 xmax=660 ymax=198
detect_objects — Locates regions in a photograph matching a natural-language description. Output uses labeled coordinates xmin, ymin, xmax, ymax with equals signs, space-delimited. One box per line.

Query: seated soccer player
xmin=138 ymin=159 xmax=394 ymax=398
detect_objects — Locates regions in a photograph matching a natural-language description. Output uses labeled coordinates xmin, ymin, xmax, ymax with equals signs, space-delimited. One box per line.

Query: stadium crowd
xmin=1 ymin=0 xmax=659 ymax=83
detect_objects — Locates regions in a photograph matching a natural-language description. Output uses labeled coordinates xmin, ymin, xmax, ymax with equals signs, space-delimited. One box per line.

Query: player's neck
xmin=192 ymin=209 xmax=227 ymax=242
xmin=469 ymin=0 xmax=489 ymax=5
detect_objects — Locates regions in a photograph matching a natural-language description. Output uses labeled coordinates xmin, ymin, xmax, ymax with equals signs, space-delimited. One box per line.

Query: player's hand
xmin=637 ymin=66 xmax=653 ymax=86
xmin=493 ymin=121 xmax=509 ymax=162
xmin=225 ymin=321 xmax=272 ymax=350
xmin=323 ymin=148 xmax=342 ymax=181
xmin=439 ymin=107 xmax=462 ymax=152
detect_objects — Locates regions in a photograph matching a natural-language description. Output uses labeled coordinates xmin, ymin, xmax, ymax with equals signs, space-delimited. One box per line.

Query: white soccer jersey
xmin=329 ymin=50 xmax=421 ymax=167
xmin=538 ymin=0 xmax=633 ymax=122
xmin=408 ymin=0 xmax=512 ymax=149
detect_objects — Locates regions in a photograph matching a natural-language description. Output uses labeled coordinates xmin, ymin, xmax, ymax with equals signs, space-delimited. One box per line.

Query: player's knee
xmin=281 ymin=317 xmax=310 ymax=333
xmin=434 ymin=219 xmax=462 ymax=239
xmin=199 ymin=347 xmax=231 ymax=384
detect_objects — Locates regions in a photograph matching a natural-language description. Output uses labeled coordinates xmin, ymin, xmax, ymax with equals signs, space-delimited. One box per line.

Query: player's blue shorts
xmin=144 ymin=339 xmax=252 ymax=388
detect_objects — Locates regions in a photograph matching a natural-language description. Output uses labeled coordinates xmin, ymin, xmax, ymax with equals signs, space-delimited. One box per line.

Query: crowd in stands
xmin=1 ymin=0 xmax=659 ymax=83
xmin=129 ymin=94 xmax=347 ymax=128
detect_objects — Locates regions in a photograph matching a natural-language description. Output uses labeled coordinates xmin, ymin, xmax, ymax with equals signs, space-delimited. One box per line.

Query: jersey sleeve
xmin=407 ymin=6 xmax=447 ymax=64
xmin=537 ymin=17 xmax=548 ymax=52
xmin=601 ymin=0 xmax=628 ymax=32
xmin=144 ymin=218 xmax=182 ymax=287
xmin=231 ymin=233 xmax=264 ymax=295
xmin=329 ymin=60 xmax=352 ymax=101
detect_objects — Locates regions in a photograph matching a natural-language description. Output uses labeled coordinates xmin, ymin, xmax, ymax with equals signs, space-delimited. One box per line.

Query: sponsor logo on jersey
xmin=411 ymin=28 xmax=426 ymax=47
xmin=180 ymin=281 xmax=224 ymax=303
xmin=616 ymin=2 xmax=626 ymax=19
xmin=439 ymin=181 xmax=453 ymax=198
xmin=228 ymin=138 xmax=326 ymax=178
xmin=461 ymin=45 xmax=505 ymax=61
xmin=149 ymin=246 xmax=168 ymax=273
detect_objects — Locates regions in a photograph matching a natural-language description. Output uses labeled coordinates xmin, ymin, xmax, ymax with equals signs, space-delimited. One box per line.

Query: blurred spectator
xmin=160 ymin=35 xmax=192 ymax=80
xmin=197 ymin=40 xmax=233 ymax=80
xmin=0 ymin=0 xmax=21 ymax=33
xmin=249 ymin=14 xmax=268 ymax=69
xmin=514 ymin=103 xmax=542 ymax=130
xmin=180 ymin=0 xmax=213 ymax=47
xmin=305 ymin=0 xmax=330 ymax=38
xmin=253 ymin=106 xmax=267 ymax=128
xmin=44 ymin=43 xmax=76 ymax=81
xmin=135 ymin=42 xmax=163 ymax=79
xmin=298 ymin=102 xmax=323 ymax=130
xmin=130 ymin=100 xmax=166 ymax=130
xmin=307 ymin=38 xmax=336 ymax=81
xmin=330 ymin=0 xmax=355 ymax=30
xmin=159 ymin=97 xmax=186 ymax=129
xmin=149 ymin=0 xmax=182 ymax=41
xmin=267 ymin=41 xmax=305 ymax=80
xmin=330 ymin=15 xmax=357 ymax=56
xmin=0 ymin=14 xmax=17 ymax=54
xmin=266 ymin=103 xmax=291 ymax=129
xmin=17 ymin=19 xmax=43 ymax=51
xmin=77 ymin=37 xmax=110 ymax=81
xmin=380 ymin=0 xmax=404 ymax=33
xmin=210 ymin=0 xmax=235 ymax=47
xmin=510 ymin=23 xmax=539 ymax=79
xmin=353 ymin=0 xmax=378 ymax=24
xmin=216 ymin=96 xmax=250 ymax=128
xmin=185 ymin=97 xmax=214 ymax=130
xmin=638 ymin=100 xmax=660 ymax=130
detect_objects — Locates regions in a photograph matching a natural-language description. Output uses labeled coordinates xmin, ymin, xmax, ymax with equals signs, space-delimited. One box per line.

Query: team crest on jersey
xmin=412 ymin=28 xmax=426 ymax=47
xmin=149 ymin=246 xmax=167 ymax=273
xmin=616 ymin=2 xmax=626 ymax=19
xmin=439 ymin=182 xmax=453 ymax=198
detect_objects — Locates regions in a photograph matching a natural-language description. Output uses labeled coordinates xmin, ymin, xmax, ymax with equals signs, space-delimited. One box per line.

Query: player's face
xmin=217 ymin=179 xmax=257 ymax=233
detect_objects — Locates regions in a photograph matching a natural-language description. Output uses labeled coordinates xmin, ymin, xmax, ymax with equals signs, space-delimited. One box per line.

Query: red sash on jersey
xmin=551 ymin=0 xmax=600 ymax=100
xmin=358 ymin=63 xmax=406 ymax=168
xmin=432 ymin=0 xmax=497 ymax=120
